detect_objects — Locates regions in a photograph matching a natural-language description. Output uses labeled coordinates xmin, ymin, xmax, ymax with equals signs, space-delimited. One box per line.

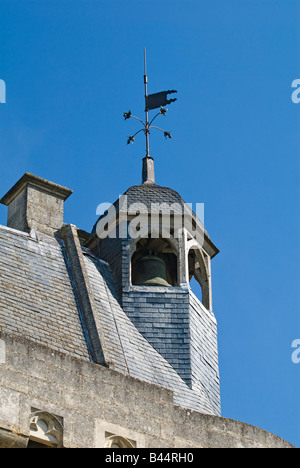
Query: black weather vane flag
xmin=123 ymin=49 xmax=177 ymax=158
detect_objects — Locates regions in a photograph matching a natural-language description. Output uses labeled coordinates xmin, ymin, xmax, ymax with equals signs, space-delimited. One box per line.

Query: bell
xmin=133 ymin=255 xmax=171 ymax=287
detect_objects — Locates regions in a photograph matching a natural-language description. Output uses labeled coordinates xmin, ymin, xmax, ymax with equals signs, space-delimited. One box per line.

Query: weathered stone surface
xmin=0 ymin=334 xmax=294 ymax=448
xmin=0 ymin=173 xmax=73 ymax=235
xmin=0 ymin=427 xmax=28 ymax=448
xmin=0 ymin=387 xmax=20 ymax=426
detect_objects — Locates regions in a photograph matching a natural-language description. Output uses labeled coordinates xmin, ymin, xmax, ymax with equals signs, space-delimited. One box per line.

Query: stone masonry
xmin=0 ymin=333 xmax=294 ymax=448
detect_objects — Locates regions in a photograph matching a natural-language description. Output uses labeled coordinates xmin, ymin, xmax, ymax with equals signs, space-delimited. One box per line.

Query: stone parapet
xmin=0 ymin=333 xmax=294 ymax=448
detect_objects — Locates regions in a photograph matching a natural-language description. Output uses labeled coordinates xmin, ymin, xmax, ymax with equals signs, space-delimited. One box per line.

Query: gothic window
xmin=105 ymin=433 xmax=136 ymax=448
xmin=28 ymin=411 xmax=63 ymax=448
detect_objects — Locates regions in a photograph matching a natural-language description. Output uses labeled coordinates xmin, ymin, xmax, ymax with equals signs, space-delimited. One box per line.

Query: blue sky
xmin=0 ymin=0 xmax=299 ymax=447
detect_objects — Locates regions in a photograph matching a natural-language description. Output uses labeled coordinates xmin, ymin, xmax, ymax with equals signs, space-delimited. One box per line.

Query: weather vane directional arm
xmin=123 ymin=48 xmax=177 ymax=157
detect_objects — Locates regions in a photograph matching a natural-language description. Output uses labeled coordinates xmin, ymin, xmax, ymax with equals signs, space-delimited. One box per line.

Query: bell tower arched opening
xmin=131 ymin=236 xmax=178 ymax=287
xmin=188 ymin=248 xmax=211 ymax=310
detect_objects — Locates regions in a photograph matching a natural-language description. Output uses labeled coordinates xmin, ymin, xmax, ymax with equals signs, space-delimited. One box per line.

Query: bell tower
xmin=86 ymin=53 xmax=221 ymax=415
xmin=86 ymin=171 xmax=220 ymax=415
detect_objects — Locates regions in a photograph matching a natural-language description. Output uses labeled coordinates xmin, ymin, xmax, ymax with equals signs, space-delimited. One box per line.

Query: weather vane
xmin=123 ymin=49 xmax=177 ymax=158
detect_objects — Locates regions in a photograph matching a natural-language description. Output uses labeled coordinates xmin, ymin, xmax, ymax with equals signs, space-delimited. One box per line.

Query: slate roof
xmin=124 ymin=184 xmax=187 ymax=212
xmin=0 ymin=223 xmax=216 ymax=415
xmin=0 ymin=225 xmax=90 ymax=360
xmin=91 ymin=183 xmax=214 ymax=246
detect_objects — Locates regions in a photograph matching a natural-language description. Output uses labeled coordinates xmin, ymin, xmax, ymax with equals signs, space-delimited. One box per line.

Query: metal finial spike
xmin=144 ymin=48 xmax=147 ymax=77
xmin=123 ymin=50 xmax=177 ymax=175
xmin=144 ymin=48 xmax=150 ymax=158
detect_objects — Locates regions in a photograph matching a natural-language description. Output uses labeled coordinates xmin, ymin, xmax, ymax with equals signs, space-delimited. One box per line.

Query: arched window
xmin=105 ymin=434 xmax=136 ymax=448
xmin=28 ymin=411 xmax=63 ymax=448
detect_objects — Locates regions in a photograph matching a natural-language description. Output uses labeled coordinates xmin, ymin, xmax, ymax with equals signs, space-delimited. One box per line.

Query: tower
xmin=85 ymin=154 xmax=220 ymax=416
xmin=85 ymin=52 xmax=220 ymax=414
xmin=85 ymin=54 xmax=221 ymax=415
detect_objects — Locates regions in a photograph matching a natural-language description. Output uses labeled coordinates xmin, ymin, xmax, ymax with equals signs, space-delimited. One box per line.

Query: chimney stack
xmin=0 ymin=173 xmax=73 ymax=236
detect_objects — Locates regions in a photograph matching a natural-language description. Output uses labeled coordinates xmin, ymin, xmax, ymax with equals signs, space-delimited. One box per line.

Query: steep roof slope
xmin=0 ymin=224 xmax=216 ymax=415
xmin=0 ymin=225 xmax=90 ymax=360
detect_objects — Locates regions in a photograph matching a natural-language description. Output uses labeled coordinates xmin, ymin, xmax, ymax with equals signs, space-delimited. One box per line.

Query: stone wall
xmin=0 ymin=333 xmax=293 ymax=448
